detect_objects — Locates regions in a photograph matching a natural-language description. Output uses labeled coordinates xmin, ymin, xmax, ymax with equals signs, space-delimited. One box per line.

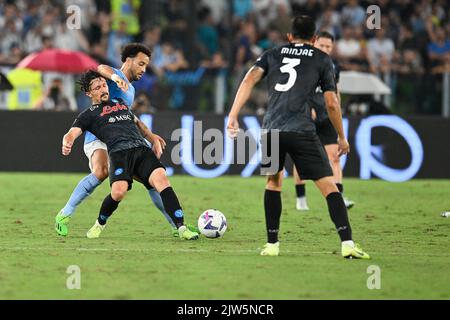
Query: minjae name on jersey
xmin=281 ymin=47 xmax=314 ymax=57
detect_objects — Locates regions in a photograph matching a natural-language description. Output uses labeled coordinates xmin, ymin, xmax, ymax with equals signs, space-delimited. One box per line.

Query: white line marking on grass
xmin=0 ymin=246 xmax=329 ymax=254
xmin=0 ymin=246 xmax=449 ymax=257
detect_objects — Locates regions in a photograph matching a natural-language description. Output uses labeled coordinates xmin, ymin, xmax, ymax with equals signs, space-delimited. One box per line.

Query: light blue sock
xmin=148 ymin=188 xmax=176 ymax=228
xmin=62 ymin=173 xmax=101 ymax=217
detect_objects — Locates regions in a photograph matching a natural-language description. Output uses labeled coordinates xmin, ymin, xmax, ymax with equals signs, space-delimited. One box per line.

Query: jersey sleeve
xmin=319 ymin=55 xmax=337 ymax=93
xmin=106 ymin=67 xmax=126 ymax=87
xmin=254 ymin=49 xmax=271 ymax=77
xmin=72 ymin=111 xmax=91 ymax=132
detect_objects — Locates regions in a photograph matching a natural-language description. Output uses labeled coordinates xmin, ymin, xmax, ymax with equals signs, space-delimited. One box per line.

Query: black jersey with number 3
xmin=72 ymin=98 xmax=148 ymax=153
xmin=254 ymin=43 xmax=337 ymax=134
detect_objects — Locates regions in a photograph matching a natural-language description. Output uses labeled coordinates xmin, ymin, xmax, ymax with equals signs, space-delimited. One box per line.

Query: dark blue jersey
xmin=73 ymin=98 xmax=147 ymax=154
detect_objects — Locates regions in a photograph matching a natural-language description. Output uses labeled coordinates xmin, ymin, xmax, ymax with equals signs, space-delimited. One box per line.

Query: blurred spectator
xmin=234 ymin=21 xmax=259 ymax=72
xmin=143 ymin=25 xmax=162 ymax=50
xmin=197 ymin=7 xmax=219 ymax=58
xmin=54 ymin=20 xmax=89 ymax=52
xmin=367 ymin=29 xmax=395 ymax=74
xmin=341 ymin=0 xmax=366 ymax=27
xmin=132 ymin=92 xmax=156 ymax=114
xmin=427 ymin=26 xmax=450 ymax=68
xmin=336 ymin=26 xmax=361 ymax=59
xmin=201 ymin=0 xmax=228 ymax=25
xmin=233 ymin=0 xmax=253 ymax=21
xmin=336 ymin=26 xmax=369 ymax=71
xmin=394 ymin=49 xmax=425 ymax=76
xmin=292 ymin=0 xmax=324 ymax=21
xmin=42 ymin=35 xmax=54 ymax=50
xmin=162 ymin=0 xmax=189 ymax=46
xmin=107 ymin=20 xmax=132 ymax=67
xmin=316 ymin=3 xmax=342 ymax=38
xmin=142 ymin=25 xmax=163 ymax=66
xmin=86 ymin=10 xmax=111 ymax=45
xmin=0 ymin=19 xmax=22 ymax=57
xmin=40 ymin=9 xmax=57 ymax=38
xmin=252 ymin=0 xmax=291 ymax=32
xmin=111 ymin=0 xmax=140 ymax=36
xmin=201 ymin=52 xmax=227 ymax=69
xmin=152 ymin=41 xmax=189 ymax=77
xmin=257 ymin=27 xmax=283 ymax=50
xmin=89 ymin=42 xmax=112 ymax=65
xmin=397 ymin=25 xmax=417 ymax=51
xmin=0 ymin=3 xmax=23 ymax=33
xmin=0 ymin=0 xmax=449 ymax=115
xmin=34 ymin=78 xmax=71 ymax=111
xmin=22 ymin=3 xmax=41 ymax=35
xmin=24 ymin=25 xmax=44 ymax=53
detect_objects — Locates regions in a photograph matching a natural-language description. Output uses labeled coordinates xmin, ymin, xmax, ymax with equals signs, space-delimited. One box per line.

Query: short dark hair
xmin=78 ymin=70 xmax=103 ymax=93
xmin=121 ymin=43 xmax=152 ymax=63
xmin=291 ymin=15 xmax=316 ymax=40
xmin=316 ymin=31 xmax=335 ymax=42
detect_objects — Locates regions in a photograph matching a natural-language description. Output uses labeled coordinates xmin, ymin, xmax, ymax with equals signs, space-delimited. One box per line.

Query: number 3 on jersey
xmin=275 ymin=58 xmax=301 ymax=92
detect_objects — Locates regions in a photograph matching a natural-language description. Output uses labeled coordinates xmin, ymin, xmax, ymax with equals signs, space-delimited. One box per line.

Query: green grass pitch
xmin=0 ymin=173 xmax=449 ymax=299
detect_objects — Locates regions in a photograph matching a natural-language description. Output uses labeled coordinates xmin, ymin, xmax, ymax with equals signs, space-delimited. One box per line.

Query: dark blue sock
xmin=98 ymin=194 xmax=120 ymax=225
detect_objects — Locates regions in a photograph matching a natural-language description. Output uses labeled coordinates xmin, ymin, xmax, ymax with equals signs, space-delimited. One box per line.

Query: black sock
xmin=98 ymin=194 xmax=120 ymax=225
xmin=160 ymin=187 xmax=184 ymax=228
xmin=336 ymin=183 xmax=344 ymax=193
xmin=295 ymin=184 xmax=306 ymax=198
xmin=326 ymin=192 xmax=352 ymax=241
xmin=264 ymin=189 xmax=282 ymax=243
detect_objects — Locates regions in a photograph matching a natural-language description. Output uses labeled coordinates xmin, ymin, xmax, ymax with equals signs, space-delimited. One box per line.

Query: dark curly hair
xmin=291 ymin=15 xmax=316 ymax=40
xmin=121 ymin=43 xmax=152 ymax=63
xmin=78 ymin=70 xmax=103 ymax=93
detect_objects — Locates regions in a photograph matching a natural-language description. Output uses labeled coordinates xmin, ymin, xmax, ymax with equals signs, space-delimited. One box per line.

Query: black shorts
xmin=316 ymin=118 xmax=338 ymax=146
xmin=261 ymin=131 xmax=333 ymax=181
xmin=109 ymin=146 xmax=165 ymax=190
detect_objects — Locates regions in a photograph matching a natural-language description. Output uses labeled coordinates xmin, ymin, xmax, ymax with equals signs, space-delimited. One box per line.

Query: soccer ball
xmin=198 ymin=209 xmax=227 ymax=238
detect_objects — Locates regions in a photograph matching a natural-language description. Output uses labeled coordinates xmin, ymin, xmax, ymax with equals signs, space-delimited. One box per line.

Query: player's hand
xmin=62 ymin=139 xmax=73 ymax=156
xmin=226 ymin=115 xmax=240 ymax=139
xmin=337 ymin=137 xmax=350 ymax=157
xmin=152 ymin=134 xmax=166 ymax=150
xmin=111 ymin=74 xmax=128 ymax=92
xmin=311 ymin=108 xmax=317 ymax=121
xmin=152 ymin=139 xmax=163 ymax=159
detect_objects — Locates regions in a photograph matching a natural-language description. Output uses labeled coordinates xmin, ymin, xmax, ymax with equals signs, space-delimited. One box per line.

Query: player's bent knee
xmin=149 ymin=168 xmax=170 ymax=192
xmin=111 ymin=183 xmax=128 ymax=201
xmin=92 ymin=166 xmax=108 ymax=181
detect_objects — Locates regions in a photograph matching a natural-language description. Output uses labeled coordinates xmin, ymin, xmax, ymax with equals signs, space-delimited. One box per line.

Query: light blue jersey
xmin=84 ymin=68 xmax=136 ymax=144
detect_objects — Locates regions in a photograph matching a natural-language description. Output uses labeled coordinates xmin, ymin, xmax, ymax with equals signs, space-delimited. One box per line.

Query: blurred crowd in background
xmin=0 ymin=0 xmax=449 ymax=115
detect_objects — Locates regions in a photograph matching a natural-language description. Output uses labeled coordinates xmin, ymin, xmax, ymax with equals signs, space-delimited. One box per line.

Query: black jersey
xmin=310 ymin=61 xmax=341 ymax=123
xmin=72 ymin=98 xmax=148 ymax=153
xmin=254 ymin=43 xmax=336 ymax=134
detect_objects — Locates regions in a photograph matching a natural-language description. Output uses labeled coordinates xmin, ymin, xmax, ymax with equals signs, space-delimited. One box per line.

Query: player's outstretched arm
xmin=324 ymin=91 xmax=349 ymax=156
xmin=97 ymin=64 xmax=128 ymax=92
xmin=62 ymin=127 xmax=83 ymax=156
xmin=227 ymin=66 xmax=265 ymax=138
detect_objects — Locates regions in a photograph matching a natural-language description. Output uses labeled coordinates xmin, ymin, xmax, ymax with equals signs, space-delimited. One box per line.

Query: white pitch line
xmin=0 ymin=246 xmax=330 ymax=255
xmin=0 ymin=246 xmax=449 ymax=257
